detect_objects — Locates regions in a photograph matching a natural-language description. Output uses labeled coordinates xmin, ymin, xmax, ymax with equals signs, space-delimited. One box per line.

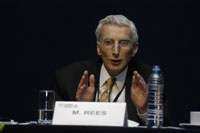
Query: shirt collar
xmin=99 ymin=64 xmax=128 ymax=90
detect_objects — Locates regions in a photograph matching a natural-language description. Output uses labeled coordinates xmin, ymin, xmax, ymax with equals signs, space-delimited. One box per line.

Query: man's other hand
xmin=131 ymin=71 xmax=148 ymax=114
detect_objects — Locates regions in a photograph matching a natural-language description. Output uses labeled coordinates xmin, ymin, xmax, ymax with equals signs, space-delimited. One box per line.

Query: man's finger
xmin=134 ymin=71 xmax=145 ymax=84
xmin=78 ymin=74 xmax=85 ymax=88
xmin=89 ymin=74 xmax=95 ymax=89
xmin=132 ymin=71 xmax=147 ymax=90
xmin=132 ymin=75 xmax=137 ymax=86
xmin=78 ymin=70 xmax=88 ymax=88
xmin=83 ymin=70 xmax=89 ymax=85
xmin=133 ymin=71 xmax=140 ymax=86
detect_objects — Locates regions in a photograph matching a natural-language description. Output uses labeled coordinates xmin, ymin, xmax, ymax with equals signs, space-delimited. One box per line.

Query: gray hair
xmin=95 ymin=14 xmax=138 ymax=44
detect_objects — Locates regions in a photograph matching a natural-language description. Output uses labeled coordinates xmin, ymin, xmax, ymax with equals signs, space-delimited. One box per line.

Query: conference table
xmin=2 ymin=125 xmax=200 ymax=133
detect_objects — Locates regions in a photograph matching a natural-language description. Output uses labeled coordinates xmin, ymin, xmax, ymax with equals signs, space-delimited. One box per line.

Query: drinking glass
xmin=38 ymin=90 xmax=55 ymax=125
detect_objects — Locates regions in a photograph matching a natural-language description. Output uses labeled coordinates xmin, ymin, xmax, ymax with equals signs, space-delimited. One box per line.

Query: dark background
xmin=0 ymin=0 xmax=200 ymax=126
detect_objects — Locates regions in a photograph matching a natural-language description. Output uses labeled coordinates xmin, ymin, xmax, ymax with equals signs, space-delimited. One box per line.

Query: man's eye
xmin=119 ymin=41 xmax=130 ymax=46
xmin=104 ymin=40 xmax=113 ymax=45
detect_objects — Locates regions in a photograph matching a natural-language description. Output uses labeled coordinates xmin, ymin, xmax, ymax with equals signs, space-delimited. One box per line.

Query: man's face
xmin=97 ymin=24 xmax=138 ymax=76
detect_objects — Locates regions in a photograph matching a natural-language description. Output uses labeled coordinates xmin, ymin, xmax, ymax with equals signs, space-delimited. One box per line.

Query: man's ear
xmin=97 ymin=43 xmax=101 ymax=56
xmin=132 ymin=43 xmax=139 ymax=57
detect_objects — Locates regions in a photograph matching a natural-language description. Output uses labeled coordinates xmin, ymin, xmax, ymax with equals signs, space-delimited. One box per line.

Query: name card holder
xmin=52 ymin=101 xmax=127 ymax=127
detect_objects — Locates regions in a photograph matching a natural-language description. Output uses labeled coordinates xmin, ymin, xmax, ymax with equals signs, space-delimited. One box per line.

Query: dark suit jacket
xmin=54 ymin=57 xmax=173 ymax=126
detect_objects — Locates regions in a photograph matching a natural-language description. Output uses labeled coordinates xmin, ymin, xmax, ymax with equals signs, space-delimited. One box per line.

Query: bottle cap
xmin=152 ymin=65 xmax=160 ymax=72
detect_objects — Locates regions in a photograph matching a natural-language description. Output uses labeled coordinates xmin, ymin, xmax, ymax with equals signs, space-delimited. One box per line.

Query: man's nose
xmin=112 ymin=43 xmax=120 ymax=56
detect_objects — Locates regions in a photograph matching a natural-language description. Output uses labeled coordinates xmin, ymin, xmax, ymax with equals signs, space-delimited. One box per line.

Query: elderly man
xmin=54 ymin=14 xmax=172 ymax=125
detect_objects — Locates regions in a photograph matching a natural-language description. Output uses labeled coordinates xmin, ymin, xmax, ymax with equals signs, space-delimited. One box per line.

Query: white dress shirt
xmin=95 ymin=63 xmax=147 ymax=123
xmin=97 ymin=64 xmax=127 ymax=102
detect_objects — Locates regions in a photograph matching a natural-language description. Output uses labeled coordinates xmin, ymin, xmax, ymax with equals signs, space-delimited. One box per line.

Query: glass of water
xmin=38 ymin=90 xmax=55 ymax=125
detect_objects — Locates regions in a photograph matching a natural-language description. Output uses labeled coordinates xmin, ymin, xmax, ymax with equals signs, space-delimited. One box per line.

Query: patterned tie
xmin=99 ymin=78 xmax=113 ymax=102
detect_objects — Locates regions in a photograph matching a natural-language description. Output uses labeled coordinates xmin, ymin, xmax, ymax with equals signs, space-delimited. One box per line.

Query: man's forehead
xmin=101 ymin=24 xmax=132 ymax=39
xmin=102 ymin=24 xmax=131 ymax=30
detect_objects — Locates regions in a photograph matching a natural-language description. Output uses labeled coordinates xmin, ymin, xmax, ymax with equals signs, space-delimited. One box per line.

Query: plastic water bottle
xmin=147 ymin=65 xmax=164 ymax=128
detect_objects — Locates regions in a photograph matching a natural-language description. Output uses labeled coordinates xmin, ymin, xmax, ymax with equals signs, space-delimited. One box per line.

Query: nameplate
xmin=52 ymin=101 xmax=127 ymax=127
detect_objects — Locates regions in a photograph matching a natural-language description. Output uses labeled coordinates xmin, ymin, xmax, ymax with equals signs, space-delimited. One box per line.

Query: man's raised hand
xmin=76 ymin=70 xmax=95 ymax=101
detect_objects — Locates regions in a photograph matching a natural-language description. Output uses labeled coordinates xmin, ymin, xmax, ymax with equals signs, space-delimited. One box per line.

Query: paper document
xmin=127 ymin=119 xmax=139 ymax=127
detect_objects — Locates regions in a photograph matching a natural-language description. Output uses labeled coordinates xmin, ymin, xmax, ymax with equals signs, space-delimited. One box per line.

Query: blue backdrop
xmin=0 ymin=0 xmax=200 ymax=126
